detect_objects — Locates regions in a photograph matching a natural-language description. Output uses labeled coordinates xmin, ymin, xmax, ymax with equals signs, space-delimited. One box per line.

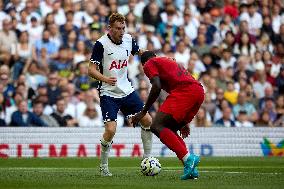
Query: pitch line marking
xmin=0 ymin=167 xmax=282 ymax=175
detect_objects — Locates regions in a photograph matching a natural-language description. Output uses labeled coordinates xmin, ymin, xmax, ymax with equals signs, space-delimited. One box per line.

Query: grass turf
xmin=0 ymin=157 xmax=283 ymax=189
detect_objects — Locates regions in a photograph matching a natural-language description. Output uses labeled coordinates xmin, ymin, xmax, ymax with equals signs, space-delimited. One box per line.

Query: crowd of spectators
xmin=0 ymin=0 xmax=283 ymax=127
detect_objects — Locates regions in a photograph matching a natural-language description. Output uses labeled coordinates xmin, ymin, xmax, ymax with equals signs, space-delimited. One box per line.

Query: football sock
xmin=141 ymin=127 xmax=153 ymax=158
xmin=100 ymin=138 xmax=112 ymax=165
xmin=175 ymin=132 xmax=187 ymax=149
xmin=159 ymin=128 xmax=188 ymax=160
xmin=174 ymin=132 xmax=189 ymax=164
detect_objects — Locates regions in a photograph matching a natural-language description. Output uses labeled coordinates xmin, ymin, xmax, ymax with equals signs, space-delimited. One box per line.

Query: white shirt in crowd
xmin=240 ymin=12 xmax=263 ymax=35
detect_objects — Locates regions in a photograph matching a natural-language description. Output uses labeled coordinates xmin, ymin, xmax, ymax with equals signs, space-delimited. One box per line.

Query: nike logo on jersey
xmin=108 ymin=53 xmax=114 ymax=55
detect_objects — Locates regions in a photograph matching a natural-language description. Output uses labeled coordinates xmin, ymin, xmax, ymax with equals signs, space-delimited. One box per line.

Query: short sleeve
xmin=143 ymin=59 xmax=159 ymax=80
xmin=131 ymin=38 xmax=139 ymax=55
xmin=90 ymin=41 xmax=104 ymax=65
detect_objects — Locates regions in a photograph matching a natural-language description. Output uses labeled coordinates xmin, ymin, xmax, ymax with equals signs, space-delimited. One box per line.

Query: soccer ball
xmin=140 ymin=157 xmax=161 ymax=176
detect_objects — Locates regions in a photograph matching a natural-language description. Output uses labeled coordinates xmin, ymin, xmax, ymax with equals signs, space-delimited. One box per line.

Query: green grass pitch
xmin=0 ymin=157 xmax=283 ymax=189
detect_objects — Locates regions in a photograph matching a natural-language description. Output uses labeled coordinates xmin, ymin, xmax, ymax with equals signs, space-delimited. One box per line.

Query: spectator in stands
xmin=174 ymin=40 xmax=190 ymax=69
xmin=235 ymin=110 xmax=254 ymax=127
xmin=60 ymin=90 xmax=76 ymax=118
xmin=214 ymin=106 xmax=235 ymax=127
xmin=0 ymin=72 xmax=15 ymax=100
xmin=47 ymin=23 xmax=61 ymax=49
xmin=203 ymin=92 xmax=216 ymax=119
xmin=234 ymin=32 xmax=256 ymax=58
xmin=234 ymin=56 xmax=254 ymax=82
xmin=272 ymin=23 xmax=284 ymax=45
xmin=219 ymin=48 xmax=236 ymax=69
xmin=189 ymin=51 xmax=206 ymax=76
xmin=260 ymin=97 xmax=277 ymax=123
xmin=274 ymin=95 xmax=284 ymax=127
xmin=73 ymin=40 xmax=87 ymax=66
xmin=11 ymin=31 xmax=33 ymax=81
xmin=233 ymin=91 xmax=258 ymax=123
xmin=224 ymin=81 xmax=238 ymax=105
xmin=220 ymin=31 xmax=235 ymax=50
xmin=276 ymin=65 xmax=284 ymax=95
xmin=138 ymin=25 xmax=161 ymax=51
xmin=257 ymin=110 xmax=274 ymax=127
xmin=259 ymin=86 xmax=274 ymax=109
xmin=245 ymin=83 xmax=258 ymax=108
xmin=0 ymin=18 xmax=17 ymax=65
xmin=256 ymin=32 xmax=274 ymax=53
xmin=253 ymin=70 xmax=272 ymax=99
xmin=192 ymin=106 xmax=212 ymax=127
xmin=192 ymin=33 xmax=211 ymax=57
xmin=28 ymin=16 xmax=44 ymax=45
xmin=183 ymin=8 xmax=199 ymax=43
xmin=10 ymin=99 xmax=46 ymax=127
xmin=142 ymin=1 xmax=162 ymax=28
xmin=46 ymin=71 xmax=61 ymax=106
xmin=78 ymin=103 xmax=104 ymax=127
xmin=32 ymin=100 xmax=59 ymax=127
xmin=239 ymin=3 xmax=263 ymax=36
xmin=200 ymin=12 xmax=216 ymax=44
xmin=73 ymin=62 xmax=91 ymax=92
xmin=50 ymin=47 xmax=73 ymax=78
xmin=76 ymin=89 xmax=101 ymax=120
xmin=32 ymin=29 xmax=58 ymax=62
xmin=0 ymin=93 xmax=6 ymax=126
xmin=50 ymin=97 xmax=78 ymax=127
xmin=235 ymin=20 xmax=256 ymax=44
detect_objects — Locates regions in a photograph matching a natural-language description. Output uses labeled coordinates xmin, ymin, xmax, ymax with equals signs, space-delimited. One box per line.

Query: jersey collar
xmin=107 ymin=34 xmax=123 ymax=45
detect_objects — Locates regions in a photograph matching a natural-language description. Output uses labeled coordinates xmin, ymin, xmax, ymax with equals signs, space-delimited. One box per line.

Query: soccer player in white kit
xmin=88 ymin=13 xmax=153 ymax=176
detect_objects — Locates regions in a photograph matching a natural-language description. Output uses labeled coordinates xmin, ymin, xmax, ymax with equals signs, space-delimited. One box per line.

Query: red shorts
xmin=159 ymin=83 xmax=205 ymax=124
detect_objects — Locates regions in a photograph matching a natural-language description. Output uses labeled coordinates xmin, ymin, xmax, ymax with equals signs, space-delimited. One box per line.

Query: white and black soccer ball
xmin=140 ymin=157 xmax=161 ymax=176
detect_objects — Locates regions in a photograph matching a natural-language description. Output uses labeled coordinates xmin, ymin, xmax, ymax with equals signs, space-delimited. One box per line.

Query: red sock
xmin=159 ymin=128 xmax=188 ymax=160
xmin=175 ymin=132 xmax=187 ymax=149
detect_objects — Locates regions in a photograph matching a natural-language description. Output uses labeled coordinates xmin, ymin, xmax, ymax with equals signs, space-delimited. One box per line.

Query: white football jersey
xmin=90 ymin=34 xmax=139 ymax=98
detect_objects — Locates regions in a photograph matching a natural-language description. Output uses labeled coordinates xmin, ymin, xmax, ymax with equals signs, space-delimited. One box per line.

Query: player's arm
xmin=141 ymin=76 xmax=161 ymax=113
xmin=88 ymin=63 xmax=117 ymax=86
xmin=88 ymin=41 xmax=117 ymax=86
xmin=131 ymin=76 xmax=161 ymax=127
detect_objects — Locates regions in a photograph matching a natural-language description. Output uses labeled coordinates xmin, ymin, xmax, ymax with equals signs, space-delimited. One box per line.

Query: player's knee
xmin=105 ymin=127 xmax=116 ymax=137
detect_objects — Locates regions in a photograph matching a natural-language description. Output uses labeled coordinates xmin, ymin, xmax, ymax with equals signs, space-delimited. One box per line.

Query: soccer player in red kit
xmin=131 ymin=51 xmax=205 ymax=180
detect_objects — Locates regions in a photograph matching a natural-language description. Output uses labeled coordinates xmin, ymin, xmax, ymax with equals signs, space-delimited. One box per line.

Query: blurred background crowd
xmin=0 ymin=0 xmax=283 ymax=127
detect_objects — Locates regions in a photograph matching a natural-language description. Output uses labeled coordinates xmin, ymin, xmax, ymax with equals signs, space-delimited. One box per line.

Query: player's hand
xmin=105 ymin=77 xmax=117 ymax=86
xmin=131 ymin=111 xmax=146 ymax=127
xmin=180 ymin=124 xmax=190 ymax=139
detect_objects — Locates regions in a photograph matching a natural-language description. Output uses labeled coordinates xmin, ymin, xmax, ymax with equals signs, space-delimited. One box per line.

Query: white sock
xmin=141 ymin=127 xmax=153 ymax=158
xmin=182 ymin=153 xmax=190 ymax=163
xmin=100 ymin=138 xmax=112 ymax=166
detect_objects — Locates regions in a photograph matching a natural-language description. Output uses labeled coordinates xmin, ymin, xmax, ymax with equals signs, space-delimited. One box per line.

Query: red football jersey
xmin=143 ymin=57 xmax=200 ymax=93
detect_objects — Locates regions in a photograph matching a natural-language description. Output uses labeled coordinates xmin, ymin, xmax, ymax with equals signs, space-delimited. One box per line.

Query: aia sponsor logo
xmin=109 ymin=60 xmax=128 ymax=70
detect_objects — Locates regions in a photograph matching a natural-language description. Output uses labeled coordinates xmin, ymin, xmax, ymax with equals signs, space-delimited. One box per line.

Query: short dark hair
xmin=140 ymin=51 xmax=156 ymax=64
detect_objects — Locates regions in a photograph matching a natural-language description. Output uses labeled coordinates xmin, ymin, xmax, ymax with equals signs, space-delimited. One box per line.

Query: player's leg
xmin=151 ymin=112 xmax=200 ymax=180
xmin=121 ymin=91 xmax=153 ymax=158
xmin=139 ymin=113 xmax=153 ymax=158
xmin=99 ymin=96 xmax=120 ymax=176
xmin=151 ymin=112 xmax=189 ymax=161
xmin=174 ymin=131 xmax=199 ymax=179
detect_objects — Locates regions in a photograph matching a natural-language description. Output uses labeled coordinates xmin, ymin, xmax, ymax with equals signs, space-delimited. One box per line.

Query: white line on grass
xmin=0 ymin=167 xmax=282 ymax=175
